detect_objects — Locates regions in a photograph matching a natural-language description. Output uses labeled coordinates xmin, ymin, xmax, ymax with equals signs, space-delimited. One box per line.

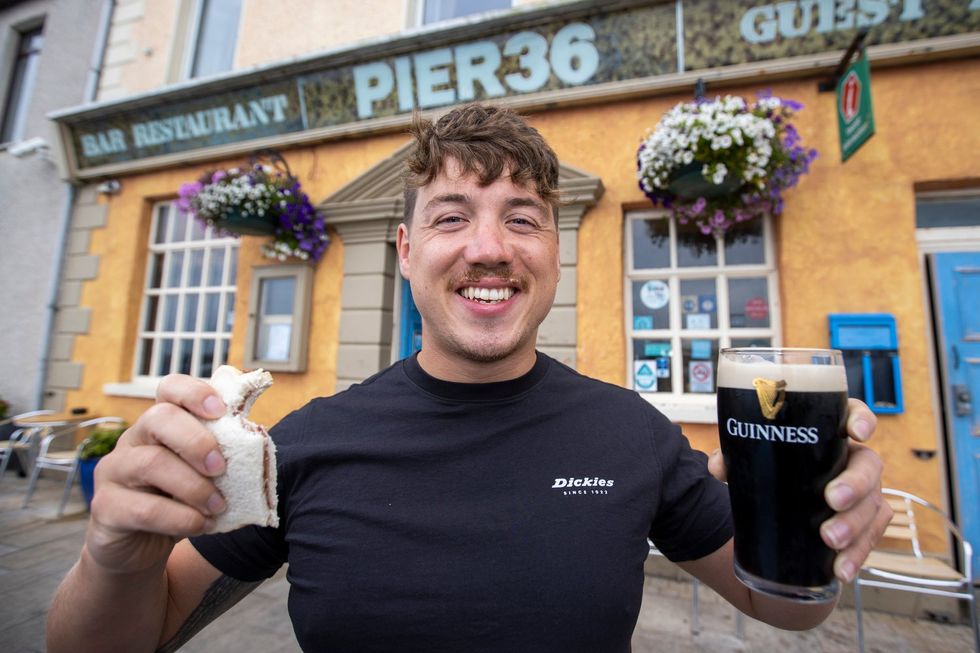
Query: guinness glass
xmin=717 ymin=348 xmax=848 ymax=602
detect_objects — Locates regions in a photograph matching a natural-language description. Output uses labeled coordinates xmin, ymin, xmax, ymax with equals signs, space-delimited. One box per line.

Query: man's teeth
xmin=460 ymin=287 xmax=514 ymax=303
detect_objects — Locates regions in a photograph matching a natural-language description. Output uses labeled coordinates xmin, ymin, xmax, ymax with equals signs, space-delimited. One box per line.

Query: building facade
xmin=0 ymin=0 xmax=109 ymax=415
xmin=41 ymin=0 xmax=980 ymax=570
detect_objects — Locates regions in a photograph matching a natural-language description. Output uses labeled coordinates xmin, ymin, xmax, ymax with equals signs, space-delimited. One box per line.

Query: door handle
xmin=953 ymin=384 xmax=972 ymax=416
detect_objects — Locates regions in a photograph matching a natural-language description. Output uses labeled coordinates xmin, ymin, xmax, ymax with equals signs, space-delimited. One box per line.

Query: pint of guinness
xmin=717 ymin=348 xmax=848 ymax=602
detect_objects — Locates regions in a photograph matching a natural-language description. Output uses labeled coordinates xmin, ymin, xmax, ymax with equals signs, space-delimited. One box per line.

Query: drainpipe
xmin=33 ymin=0 xmax=114 ymax=409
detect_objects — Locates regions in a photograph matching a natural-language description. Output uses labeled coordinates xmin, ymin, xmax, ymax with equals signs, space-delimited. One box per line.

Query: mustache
xmin=447 ymin=266 xmax=529 ymax=292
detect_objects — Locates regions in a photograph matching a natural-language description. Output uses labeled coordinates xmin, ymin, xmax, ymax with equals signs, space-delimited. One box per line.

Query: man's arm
xmin=46 ymin=375 xmax=247 ymax=652
xmin=684 ymin=399 xmax=892 ymax=630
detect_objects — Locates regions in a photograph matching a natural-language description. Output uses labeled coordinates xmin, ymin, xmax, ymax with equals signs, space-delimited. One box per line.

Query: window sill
xmin=640 ymin=393 xmax=718 ymax=424
xmin=103 ymin=379 xmax=160 ymax=399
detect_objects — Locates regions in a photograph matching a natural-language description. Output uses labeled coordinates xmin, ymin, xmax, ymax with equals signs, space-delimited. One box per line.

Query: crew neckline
xmin=400 ymin=351 xmax=551 ymax=402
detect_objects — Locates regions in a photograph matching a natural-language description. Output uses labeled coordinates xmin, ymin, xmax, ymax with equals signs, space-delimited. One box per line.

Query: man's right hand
xmin=85 ymin=374 xmax=229 ymax=575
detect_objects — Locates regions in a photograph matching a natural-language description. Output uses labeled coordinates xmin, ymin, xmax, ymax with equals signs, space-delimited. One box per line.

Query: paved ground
xmin=1 ymin=472 xmax=976 ymax=652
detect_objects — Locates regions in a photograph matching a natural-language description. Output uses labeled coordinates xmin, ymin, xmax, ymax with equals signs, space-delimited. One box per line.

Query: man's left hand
xmin=709 ymin=398 xmax=892 ymax=583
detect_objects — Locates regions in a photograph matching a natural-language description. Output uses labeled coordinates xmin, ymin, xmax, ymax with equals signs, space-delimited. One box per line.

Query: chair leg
xmin=690 ymin=577 xmax=700 ymax=635
xmin=22 ymin=464 xmax=42 ymax=509
xmin=854 ymin=581 xmax=865 ymax=653
xmin=57 ymin=464 xmax=79 ymax=518
xmin=969 ymin=593 xmax=979 ymax=653
xmin=0 ymin=449 xmax=10 ymax=481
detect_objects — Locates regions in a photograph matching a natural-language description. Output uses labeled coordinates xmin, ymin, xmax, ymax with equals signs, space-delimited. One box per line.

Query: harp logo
xmin=753 ymin=377 xmax=786 ymax=420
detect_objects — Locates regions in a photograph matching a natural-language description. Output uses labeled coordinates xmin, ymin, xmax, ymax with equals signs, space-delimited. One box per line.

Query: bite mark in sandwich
xmin=203 ymin=365 xmax=278 ymax=532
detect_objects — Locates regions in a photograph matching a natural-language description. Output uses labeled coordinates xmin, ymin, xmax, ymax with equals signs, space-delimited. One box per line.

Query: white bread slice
xmin=203 ymin=365 xmax=278 ymax=533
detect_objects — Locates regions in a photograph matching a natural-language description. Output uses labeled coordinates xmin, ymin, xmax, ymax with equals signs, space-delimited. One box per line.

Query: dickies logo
xmin=552 ymin=476 xmax=614 ymax=496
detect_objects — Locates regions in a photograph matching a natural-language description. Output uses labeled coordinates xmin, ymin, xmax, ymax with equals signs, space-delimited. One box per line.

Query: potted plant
xmin=78 ymin=424 xmax=126 ymax=510
xmin=637 ymin=92 xmax=817 ymax=236
xmin=177 ymin=150 xmax=330 ymax=263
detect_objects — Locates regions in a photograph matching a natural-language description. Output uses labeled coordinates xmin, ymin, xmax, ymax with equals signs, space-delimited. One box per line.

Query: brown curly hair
xmin=403 ymin=103 xmax=560 ymax=226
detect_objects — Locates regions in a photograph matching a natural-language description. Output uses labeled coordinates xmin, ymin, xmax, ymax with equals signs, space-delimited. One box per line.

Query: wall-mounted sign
xmin=837 ymin=51 xmax=876 ymax=162
xmin=55 ymin=0 xmax=979 ymax=174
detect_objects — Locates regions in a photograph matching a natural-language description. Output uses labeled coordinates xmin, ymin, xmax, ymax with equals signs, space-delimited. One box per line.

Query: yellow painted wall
xmin=70 ymin=56 xmax=979 ymax=552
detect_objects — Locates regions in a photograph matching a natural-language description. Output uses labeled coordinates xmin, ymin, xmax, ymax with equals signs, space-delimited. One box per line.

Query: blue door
xmin=932 ymin=252 xmax=980 ymax=572
xmin=399 ymin=279 xmax=423 ymax=359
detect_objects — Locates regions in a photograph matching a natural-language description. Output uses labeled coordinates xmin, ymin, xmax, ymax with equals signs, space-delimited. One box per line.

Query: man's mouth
xmin=458 ymin=286 xmax=516 ymax=304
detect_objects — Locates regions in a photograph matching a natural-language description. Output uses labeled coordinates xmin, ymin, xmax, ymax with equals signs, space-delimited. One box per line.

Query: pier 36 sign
xmin=61 ymin=0 xmax=980 ymax=172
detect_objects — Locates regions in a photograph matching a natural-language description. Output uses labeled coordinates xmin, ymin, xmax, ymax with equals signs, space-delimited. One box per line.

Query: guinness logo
xmin=753 ymin=377 xmax=787 ymax=420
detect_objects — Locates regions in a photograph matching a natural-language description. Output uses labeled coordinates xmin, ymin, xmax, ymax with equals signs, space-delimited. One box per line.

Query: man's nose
xmin=464 ymin=219 xmax=512 ymax=266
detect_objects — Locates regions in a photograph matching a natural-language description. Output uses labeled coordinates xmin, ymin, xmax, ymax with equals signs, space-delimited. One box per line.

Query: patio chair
xmin=854 ymin=488 xmax=978 ymax=653
xmin=22 ymin=417 xmax=125 ymax=517
xmin=648 ymin=540 xmax=744 ymax=638
xmin=0 ymin=409 xmax=54 ymax=481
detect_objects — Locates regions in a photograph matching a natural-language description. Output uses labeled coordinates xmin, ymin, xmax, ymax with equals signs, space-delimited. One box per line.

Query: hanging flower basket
xmin=637 ymin=93 xmax=817 ymax=236
xmin=177 ymin=149 xmax=330 ymax=263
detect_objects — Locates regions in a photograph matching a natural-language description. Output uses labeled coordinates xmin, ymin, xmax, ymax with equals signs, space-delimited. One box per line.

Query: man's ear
xmin=396 ymin=223 xmax=410 ymax=279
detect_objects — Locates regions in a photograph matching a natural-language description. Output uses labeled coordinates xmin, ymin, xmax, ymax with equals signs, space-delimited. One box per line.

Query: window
xmin=136 ymin=202 xmax=239 ymax=379
xmin=244 ymin=264 xmax=313 ymax=372
xmin=188 ymin=0 xmax=242 ymax=78
xmin=1 ymin=24 xmax=43 ymax=143
xmin=420 ymin=0 xmax=512 ymax=25
xmin=625 ymin=211 xmax=779 ymax=422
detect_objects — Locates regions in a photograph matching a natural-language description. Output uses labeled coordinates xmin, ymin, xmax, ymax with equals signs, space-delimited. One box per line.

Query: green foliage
xmin=79 ymin=425 xmax=126 ymax=460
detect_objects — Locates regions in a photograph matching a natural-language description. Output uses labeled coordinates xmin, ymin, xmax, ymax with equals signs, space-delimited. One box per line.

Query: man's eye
xmin=436 ymin=215 xmax=465 ymax=225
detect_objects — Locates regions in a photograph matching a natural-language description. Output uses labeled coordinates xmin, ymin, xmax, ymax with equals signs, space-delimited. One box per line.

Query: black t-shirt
xmin=191 ymin=352 xmax=732 ymax=652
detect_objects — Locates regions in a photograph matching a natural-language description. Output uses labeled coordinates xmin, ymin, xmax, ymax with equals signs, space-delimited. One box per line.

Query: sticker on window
xmin=640 ymin=280 xmax=670 ymax=310
xmin=689 ymin=360 xmax=714 ymax=393
xmin=690 ymin=339 xmax=712 ymax=360
xmin=634 ymin=360 xmax=658 ymax=391
xmin=644 ymin=342 xmax=671 ymax=358
xmin=682 ymin=295 xmax=698 ymax=313
xmin=634 ymin=315 xmax=654 ymax=330
xmin=686 ymin=313 xmax=710 ymax=330
xmin=699 ymin=295 xmax=716 ymax=313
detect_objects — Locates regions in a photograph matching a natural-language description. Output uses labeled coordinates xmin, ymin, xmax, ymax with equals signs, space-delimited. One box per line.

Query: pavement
xmin=1 ymin=472 xmax=976 ymax=652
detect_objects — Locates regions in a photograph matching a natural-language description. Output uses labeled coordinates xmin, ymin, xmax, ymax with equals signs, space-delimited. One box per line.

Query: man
xmin=48 ymin=104 xmax=890 ymax=652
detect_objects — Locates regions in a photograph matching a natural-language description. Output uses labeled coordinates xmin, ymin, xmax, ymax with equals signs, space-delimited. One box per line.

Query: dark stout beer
xmin=717 ymin=349 xmax=848 ymax=602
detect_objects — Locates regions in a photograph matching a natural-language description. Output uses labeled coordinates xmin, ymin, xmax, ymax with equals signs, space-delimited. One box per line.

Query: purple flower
xmin=691 ymin=197 xmax=707 ymax=214
xmin=211 ymin=170 xmax=227 ymax=184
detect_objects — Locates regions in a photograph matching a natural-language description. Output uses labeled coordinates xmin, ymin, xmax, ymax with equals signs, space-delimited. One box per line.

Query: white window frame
xmin=244 ymin=263 xmax=313 ymax=372
xmin=624 ymin=209 xmax=781 ymax=423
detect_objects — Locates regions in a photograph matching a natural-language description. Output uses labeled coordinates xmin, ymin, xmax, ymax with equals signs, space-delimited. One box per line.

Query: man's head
xmin=403 ymin=103 xmax=560 ymax=229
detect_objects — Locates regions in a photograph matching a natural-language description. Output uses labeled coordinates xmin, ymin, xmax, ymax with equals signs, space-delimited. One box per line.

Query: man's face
xmin=397 ymin=158 xmax=560 ymax=379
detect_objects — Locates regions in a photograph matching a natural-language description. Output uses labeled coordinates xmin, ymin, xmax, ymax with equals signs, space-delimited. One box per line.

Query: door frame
xmin=916 ymin=212 xmax=980 ymax=540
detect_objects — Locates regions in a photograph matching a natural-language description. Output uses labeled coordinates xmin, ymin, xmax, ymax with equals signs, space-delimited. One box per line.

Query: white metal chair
xmin=648 ymin=540 xmax=745 ymax=638
xmin=22 ymin=416 xmax=125 ymax=517
xmin=854 ymin=488 xmax=978 ymax=652
xmin=0 ymin=409 xmax=54 ymax=481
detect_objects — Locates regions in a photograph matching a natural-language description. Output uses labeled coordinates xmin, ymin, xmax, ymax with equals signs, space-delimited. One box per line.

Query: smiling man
xmin=48 ymin=104 xmax=891 ymax=653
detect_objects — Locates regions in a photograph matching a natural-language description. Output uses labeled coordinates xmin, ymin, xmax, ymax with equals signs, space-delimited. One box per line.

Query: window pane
xmin=632 ymin=339 xmax=672 ymax=392
xmin=208 ymin=248 xmax=225 ymax=286
xmin=139 ymin=338 xmax=154 ymax=375
xmin=199 ymin=339 xmax=216 ymax=378
xmin=191 ymin=0 xmax=242 ymax=78
xmin=149 ymin=253 xmax=165 ymax=289
xmin=187 ymin=249 xmax=204 ymax=287
xmin=227 ymin=248 xmax=238 ymax=283
xmin=166 ymin=252 xmax=184 ymax=287
xmin=163 ymin=295 xmax=178 ymax=332
xmin=724 ymin=217 xmax=765 ymax=265
xmin=631 ymin=280 xmax=670 ymax=330
xmin=154 ymin=206 xmax=170 ymax=243
xmin=424 ymin=0 xmax=509 ymax=23
xmin=178 ymin=339 xmax=194 ymax=375
xmin=183 ymin=294 xmax=199 ymax=331
xmin=171 ymin=211 xmax=189 ymax=243
xmin=217 ymin=338 xmax=230 ymax=366
xmin=631 ymin=218 xmax=670 ymax=269
xmin=204 ymin=292 xmax=220 ymax=331
xmin=144 ymin=295 xmax=159 ymax=331
xmin=261 ymin=278 xmax=295 ymax=315
xmin=676 ymin=220 xmax=717 ymax=268
xmin=190 ymin=216 xmax=207 ymax=241
xmin=157 ymin=338 xmax=174 ymax=375
xmin=257 ymin=322 xmax=292 ymax=361
xmin=731 ymin=337 xmax=772 ymax=348
xmin=729 ymin=277 xmax=771 ymax=328
xmin=224 ymin=292 xmax=235 ymax=331
xmin=679 ymin=279 xmax=717 ymax=330
xmin=916 ymin=195 xmax=980 ymax=229
xmin=682 ymin=338 xmax=718 ymax=394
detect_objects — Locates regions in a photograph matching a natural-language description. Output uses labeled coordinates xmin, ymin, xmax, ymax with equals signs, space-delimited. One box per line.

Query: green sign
xmin=837 ymin=51 xmax=875 ymax=162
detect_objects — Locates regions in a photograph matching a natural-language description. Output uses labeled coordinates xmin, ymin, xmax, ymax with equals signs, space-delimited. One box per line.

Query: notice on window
xmin=634 ymin=360 xmax=658 ymax=391
xmin=686 ymin=313 xmax=710 ymax=330
xmin=262 ymin=324 xmax=292 ymax=361
xmin=689 ymin=360 xmax=714 ymax=393
xmin=640 ymin=280 xmax=669 ymax=310
xmin=690 ymin=339 xmax=712 ymax=360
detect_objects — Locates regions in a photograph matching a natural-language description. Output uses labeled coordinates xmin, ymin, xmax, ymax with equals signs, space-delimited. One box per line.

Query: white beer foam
xmin=718 ymin=355 xmax=847 ymax=392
